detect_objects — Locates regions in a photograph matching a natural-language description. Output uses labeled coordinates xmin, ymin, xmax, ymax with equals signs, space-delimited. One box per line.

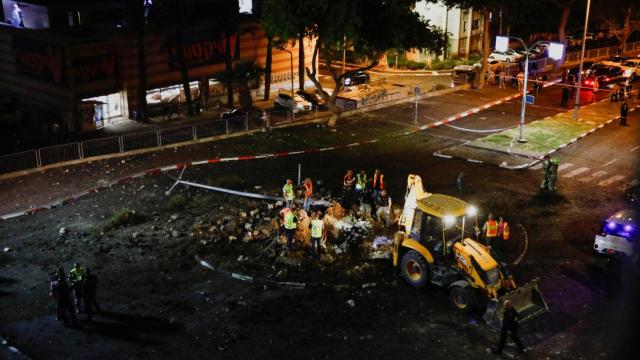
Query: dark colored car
xmin=343 ymin=71 xmax=370 ymax=86
xmin=567 ymin=61 xmax=595 ymax=80
xmin=220 ymin=107 xmax=243 ymax=119
xmin=582 ymin=64 xmax=624 ymax=92
xmin=296 ymin=90 xmax=326 ymax=110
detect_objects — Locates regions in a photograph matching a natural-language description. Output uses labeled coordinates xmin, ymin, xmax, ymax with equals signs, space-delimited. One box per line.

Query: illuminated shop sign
xmin=13 ymin=35 xmax=65 ymax=85
xmin=73 ymin=53 xmax=118 ymax=83
xmin=167 ymin=30 xmax=237 ymax=70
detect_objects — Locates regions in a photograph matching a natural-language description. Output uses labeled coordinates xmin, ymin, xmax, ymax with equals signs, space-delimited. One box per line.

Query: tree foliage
xmin=262 ymin=0 xmax=445 ymax=126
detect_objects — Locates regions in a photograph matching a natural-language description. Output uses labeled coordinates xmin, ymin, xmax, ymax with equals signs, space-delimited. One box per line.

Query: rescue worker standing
xmin=69 ymin=263 xmax=86 ymax=314
xmin=540 ymin=155 xmax=551 ymax=191
xmin=620 ymin=100 xmax=629 ymax=126
xmin=372 ymin=169 xmax=385 ymax=206
xmin=282 ymin=179 xmax=295 ymax=208
xmin=496 ymin=216 xmax=510 ymax=259
xmin=84 ymin=268 xmax=101 ymax=321
xmin=302 ymin=178 xmax=313 ymax=212
xmin=50 ymin=268 xmax=78 ymax=328
xmin=355 ymin=170 xmax=368 ymax=204
xmin=561 ymin=85 xmax=570 ymax=107
xmin=493 ymin=300 xmax=525 ymax=354
xmin=309 ymin=211 xmax=326 ymax=258
xmin=281 ymin=207 xmax=298 ymax=251
xmin=342 ymin=170 xmax=356 ymax=209
xmin=547 ymin=158 xmax=559 ymax=192
xmin=483 ymin=214 xmax=498 ymax=250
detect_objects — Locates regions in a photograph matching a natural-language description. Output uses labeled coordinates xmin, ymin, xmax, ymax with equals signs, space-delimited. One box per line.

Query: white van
xmin=593 ymin=210 xmax=638 ymax=257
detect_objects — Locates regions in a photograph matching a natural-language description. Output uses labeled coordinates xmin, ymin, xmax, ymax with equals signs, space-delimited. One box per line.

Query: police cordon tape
xmin=0 ymin=85 xmax=563 ymax=222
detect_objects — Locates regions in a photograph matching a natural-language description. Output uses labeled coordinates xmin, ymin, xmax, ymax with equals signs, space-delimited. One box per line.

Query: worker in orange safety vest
xmin=302 ymin=178 xmax=313 ymax=212
xmin=483 ymin=213 xmax=499 ymax=253
xmin=496 ymin=216 xmax=510 ymax=259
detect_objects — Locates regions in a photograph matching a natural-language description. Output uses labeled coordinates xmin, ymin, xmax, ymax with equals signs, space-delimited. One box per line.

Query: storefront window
xmin=146 ymin=81 xmax=199 ymax=107
xmin=82 ymin=92 xmax=125 ymax=128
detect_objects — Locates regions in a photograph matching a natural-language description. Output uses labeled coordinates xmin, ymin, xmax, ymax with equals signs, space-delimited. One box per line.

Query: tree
xmin=214 ymin=60 xmax=264 ymax=112
xmin=122 ymin=0 xmax=149 ymax=121
xmin=262 ymin=0 xmax=445 ymax=126
xmin=437 ymin=0 xmax=512 ymax=89
xmin=595 ymin=1 xmax=640 ymax=53
xmin=547 ymin=0 xmax=577 ymax=43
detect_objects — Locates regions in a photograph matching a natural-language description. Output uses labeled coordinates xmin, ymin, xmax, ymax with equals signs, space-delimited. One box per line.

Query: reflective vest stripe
xmin=311 ymin=220 xmax=323 ymax=238
xmin=356 ymin=174 xmax=367 ymax=189
xmin=283 ymin=184 xmax=294 ymax=200
xmin=486 ymin=220 xmax=498 ymax=237
xmin=284 ymin=212 xmax=296 ymax=229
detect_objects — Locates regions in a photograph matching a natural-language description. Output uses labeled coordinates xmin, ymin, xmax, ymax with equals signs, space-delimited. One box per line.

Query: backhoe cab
xmin=392 ymin=175 xmax=548 ymax=329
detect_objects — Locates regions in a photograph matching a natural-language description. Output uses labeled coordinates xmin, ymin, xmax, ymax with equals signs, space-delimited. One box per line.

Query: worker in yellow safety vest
xmin=482 ymin=213 xmax=499 ymax=252
xmin=496 ymin=216 xmax=510 ymax=259
xmin=302 ymin=178 xmax=313 ymax=212
xmin=281 ymin=207 xmax=298 ymax=251
xmin=355 ymin=170 xmax=368 ymax=204
xmin=309 ymin=211 xmax=326 ymax=258
xmin=282 ymin=179 xmax=295 ymax=209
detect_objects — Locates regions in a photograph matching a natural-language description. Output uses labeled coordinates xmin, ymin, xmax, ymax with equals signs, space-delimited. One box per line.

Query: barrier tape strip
xmin=0 ymin=87 xmax=567 ymax=222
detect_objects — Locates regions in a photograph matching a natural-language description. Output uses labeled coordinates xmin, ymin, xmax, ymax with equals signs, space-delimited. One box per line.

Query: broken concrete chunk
xmin=346 ymin=299 xmax=355 ymax=307
xmin=170 ymin=214 xmax=179 ymax=220
xmin=239 ymin=212 xmax=247 ymax=218
xmin=59 ymin=227 xmax=66 ymax=235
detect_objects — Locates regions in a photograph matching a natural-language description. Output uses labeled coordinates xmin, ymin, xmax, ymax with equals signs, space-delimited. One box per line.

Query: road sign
xmin=415 ymin=86 xmax=421 ymax=96
xmin=526 ymin=95 xmax=535 ymax=105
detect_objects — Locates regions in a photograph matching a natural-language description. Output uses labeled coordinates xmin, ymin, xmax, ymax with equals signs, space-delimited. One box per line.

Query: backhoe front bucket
xmin=483 ymin=278 xmax=549 ymax=331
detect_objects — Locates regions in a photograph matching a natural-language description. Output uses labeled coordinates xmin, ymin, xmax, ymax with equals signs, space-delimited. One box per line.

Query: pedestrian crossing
xmin=530 ymin=161 xmax=635 ymax=188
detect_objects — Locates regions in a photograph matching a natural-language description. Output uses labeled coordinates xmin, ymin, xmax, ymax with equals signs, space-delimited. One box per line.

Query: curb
xmin=434 ymin=103 xmax=640 ymax=170
xmin=0 ymin=91 xmax=522 ymax=222
xmin=0 ymin=337 xmax=30 ymax=360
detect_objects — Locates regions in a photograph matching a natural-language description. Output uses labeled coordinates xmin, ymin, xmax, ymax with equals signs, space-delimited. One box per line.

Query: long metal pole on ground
xmin=573 ymin=0 xmax=592 ymax=121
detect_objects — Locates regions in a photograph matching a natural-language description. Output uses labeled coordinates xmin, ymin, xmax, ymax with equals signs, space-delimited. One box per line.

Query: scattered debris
xmin=346 ymin=299 xmax=356 ymax=307
xmin=3 ymin=247 xmax=10 ymax=252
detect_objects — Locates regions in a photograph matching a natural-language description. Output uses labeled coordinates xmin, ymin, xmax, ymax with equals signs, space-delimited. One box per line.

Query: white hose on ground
xmin=511 ymin=223 xmax=528 ymax=267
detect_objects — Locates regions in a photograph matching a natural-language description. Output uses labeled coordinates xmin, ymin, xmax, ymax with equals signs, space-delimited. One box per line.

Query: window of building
xmin=472 ymin=19 xmax=479 ymax=30
xmin=1 ymin=0 xmax=49 ymax=29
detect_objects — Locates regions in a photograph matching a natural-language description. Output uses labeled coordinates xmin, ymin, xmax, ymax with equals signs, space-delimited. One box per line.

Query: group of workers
xmin=279 ymin=169 xmax=392 ymax=257
xmin=482 ymin=213 xmax=510 ymax=260
xmin=49 ymin=263 xmax=100 ymax=328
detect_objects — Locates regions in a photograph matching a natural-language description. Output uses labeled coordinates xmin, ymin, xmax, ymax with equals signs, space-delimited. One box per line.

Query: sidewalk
xmin=437 ymin=96 xmax=639 ymax=169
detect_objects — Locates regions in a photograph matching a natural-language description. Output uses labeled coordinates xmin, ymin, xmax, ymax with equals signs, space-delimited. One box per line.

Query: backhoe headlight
xmin=443 ymin=215 xmax=455 ymax=228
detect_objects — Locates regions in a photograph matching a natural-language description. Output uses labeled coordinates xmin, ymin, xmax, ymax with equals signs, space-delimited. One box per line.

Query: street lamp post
xmin=572 ymin=0 xmax=592 ymax=121
xmin=495 ymin=36 xmax=565 ymax=143
xmin=279 ymin=46 xmax=295 ymax=120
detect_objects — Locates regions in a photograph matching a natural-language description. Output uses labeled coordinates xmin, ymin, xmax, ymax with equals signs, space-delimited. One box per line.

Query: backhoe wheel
xmin=400 ymin=250 xmax=430 ymax=287
xmin=449 ymin=286 xmax=476 ymax=313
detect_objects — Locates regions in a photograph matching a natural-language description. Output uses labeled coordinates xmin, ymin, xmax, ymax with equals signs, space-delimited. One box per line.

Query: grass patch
xmin=162 ymin=194 xmax=188 ymax=213
xmin=472 ymin=118 xmax=594 ymax=156
xmin=102 ymin=208 xmax=147 ymax=232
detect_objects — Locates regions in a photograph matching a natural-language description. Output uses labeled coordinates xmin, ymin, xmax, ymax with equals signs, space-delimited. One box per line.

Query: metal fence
xmin=0 ymin=114 xmax=258 ymax=175
xmin=2 ymin=41 xmax=639 ymax=176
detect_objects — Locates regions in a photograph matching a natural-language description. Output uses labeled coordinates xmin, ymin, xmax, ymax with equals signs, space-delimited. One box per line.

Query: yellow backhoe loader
xmin=392 ymin=174 xmax=548 ymax=329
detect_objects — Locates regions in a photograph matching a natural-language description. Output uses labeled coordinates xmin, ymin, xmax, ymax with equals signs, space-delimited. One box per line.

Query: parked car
xmin=602 ymin=55 xmax=630 ymax=67
xmin=567 ymin=61 xmax=595 ymax=80
xmin=274 ymin=92 xmax=312 ymax=113
xmin=582 ymin=64 xmax=624 ymax=92
xmin=594 ymin=210 xmax=638 ymax=257
xmin=342 ymin=71 xmax=370 ymax=86
xmin=619 ymin=58 xmax=640 ymax=81
xmin=220 ymin=107 xmax=243 ymax=119
xmin=296 ymin=90 xmax=326 ymax=110
xmin=488 ymin=48 xmax=523 ymax=63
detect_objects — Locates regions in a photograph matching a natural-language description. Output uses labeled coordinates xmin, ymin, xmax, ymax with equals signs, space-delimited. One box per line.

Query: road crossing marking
xmin=630 ymin=146 xmax=640 ymax=152
xmin=558 ymin=163 xmax=573 ymax=172
xmin=603 ymin=159 xmax=618 ymax=167
xmin=598 ymin=175 xmax=626 ymax=187
xmin=562 ymin=167 xmax=590 ymax=178
xmin=579 ymin=171 xmax=608 ymax=183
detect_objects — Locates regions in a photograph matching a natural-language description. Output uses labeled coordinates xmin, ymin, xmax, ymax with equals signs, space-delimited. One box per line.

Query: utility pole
xmin=573 ymin=0 xmax=592 ymax=121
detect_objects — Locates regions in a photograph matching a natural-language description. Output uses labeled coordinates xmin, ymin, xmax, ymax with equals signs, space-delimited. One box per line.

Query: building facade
xmin=0 ymin=0 xmax=313 ymax=133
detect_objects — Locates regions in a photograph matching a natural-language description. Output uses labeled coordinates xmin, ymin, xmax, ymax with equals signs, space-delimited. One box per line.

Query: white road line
xmin=530 ymin=163 xmax=543 ymax=170
xmin=630 ymin=146 xmax=640 ymax=152
xmin=603 ymin=159 xmax=619 ymax=167
xmin=579 ymin=171 xmax=608 ymax=183
xmin=562 ymin=167 xmax=590 ymax=178
xmin=598 ymin=175 xmax=626 ymax=187
xmin=558 ymin=163 xmax=573 ymax=172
